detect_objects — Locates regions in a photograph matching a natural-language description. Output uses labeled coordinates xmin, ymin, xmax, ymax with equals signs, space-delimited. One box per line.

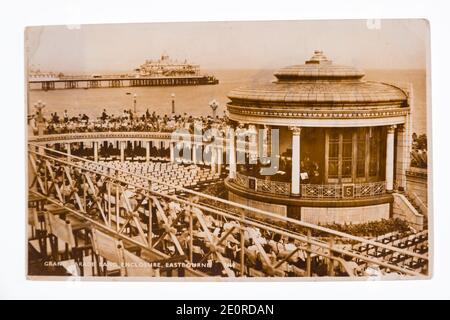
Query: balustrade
xmin=232 ymin=172 xmax=385 ymax=199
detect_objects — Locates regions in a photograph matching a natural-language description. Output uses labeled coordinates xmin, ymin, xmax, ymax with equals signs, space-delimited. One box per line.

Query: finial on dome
xmin=306 ymin=50 xmax=331 ymax=64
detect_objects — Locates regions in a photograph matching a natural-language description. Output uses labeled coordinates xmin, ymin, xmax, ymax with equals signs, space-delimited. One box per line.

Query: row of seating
xmin=350 ymin=230 xmax=428 ymax=274
xmin=81 ymin=160 xmax=221 ymax=195
xmin=98 ymin=156 xmax=168 ymax=162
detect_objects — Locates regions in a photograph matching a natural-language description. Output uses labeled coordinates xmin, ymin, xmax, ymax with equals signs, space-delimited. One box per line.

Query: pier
xmin=29 ymin=75 xmax=219 ymax=91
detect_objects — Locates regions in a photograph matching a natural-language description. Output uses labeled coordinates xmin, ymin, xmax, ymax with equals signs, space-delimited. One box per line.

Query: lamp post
xmin=125 ymin=92 xmax=137 ymax=114
xmin=171 ymin=93 xmax=176 ymax=115
xmin=133 ymin=93 xmax=137 ymax=114
xmin=209 ymin=99 xmax=219 ymax=120
xmin=34 ymin=100 xmax=46 ymax=136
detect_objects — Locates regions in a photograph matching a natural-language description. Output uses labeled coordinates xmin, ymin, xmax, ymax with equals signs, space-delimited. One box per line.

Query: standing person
xmin=52 ymin=112 xmax=59 ymax=123
xmin=63 ymin=109 xmax=69 ymax=123
xmin=31 ymin=116 xmax=38 ymax=135
xmin=129 ymin=109 xmax=134 ymax=121
xmin=101 ymin=109 xmax=108 ymax=121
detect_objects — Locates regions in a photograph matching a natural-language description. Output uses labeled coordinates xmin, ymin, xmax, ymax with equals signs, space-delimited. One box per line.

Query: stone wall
xmin=228 ymin=192 xmax=287 ymax=217
xmin=406 ymin=167 xmax=428 ymax=205
xmin=301 ymin=204 xmax=390 ymax=225
xmin=392 ymin=193 xmax=424 ymax=231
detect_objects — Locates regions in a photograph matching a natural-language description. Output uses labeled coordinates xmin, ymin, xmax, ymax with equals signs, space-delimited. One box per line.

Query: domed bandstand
xmin=225 ymin=51 xmax=419 ymax=226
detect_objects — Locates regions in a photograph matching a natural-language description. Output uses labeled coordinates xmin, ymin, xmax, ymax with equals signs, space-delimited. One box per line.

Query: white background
xmin=0 ymin=0 xmax=449 ymax=300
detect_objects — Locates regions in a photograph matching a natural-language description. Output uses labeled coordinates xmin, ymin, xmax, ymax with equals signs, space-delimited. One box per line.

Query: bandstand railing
xmin=233 ymin=172 xmax=291 ymax=196
xmin=233 ymin=172 xmax=385 ymax=199
xmin=28 ymin=131 xmax=174 ymax=143
xmin=301 ymin=182 xmax=386 ymax=199
xmin=28 ymin=132 xmax=231 ymax=153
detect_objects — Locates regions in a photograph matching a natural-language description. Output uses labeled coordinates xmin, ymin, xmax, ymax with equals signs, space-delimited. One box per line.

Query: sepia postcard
xmin=26 ymin=19 xmax=431 ymax=280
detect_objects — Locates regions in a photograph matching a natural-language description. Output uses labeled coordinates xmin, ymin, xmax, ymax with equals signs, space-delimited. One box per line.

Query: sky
xmin=26 ymin=19 xmax=429 ymax=73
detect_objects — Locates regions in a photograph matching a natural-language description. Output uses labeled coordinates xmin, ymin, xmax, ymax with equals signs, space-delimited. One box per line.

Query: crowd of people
xmin=30 ymin=108 xmax=229 ymax=136
xmin=411 ymin=132 xmax=427 ymax=168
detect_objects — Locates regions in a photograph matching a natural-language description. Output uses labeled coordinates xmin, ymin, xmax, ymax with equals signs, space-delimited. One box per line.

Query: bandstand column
xmin=211 ymin=146 xmax=217 ymax=174
xmin=217 ymin=147 xmax=222 ymax=175
xmin=263 ymin=124 xmax=270 ymax=157
xmin=290 ymin=127 xmax=302 ymax=195
xmin=199 ymin=144 xmax=205 ymax=165
xmin=146 ymin=141 xmax=150 ymax=162
xmin=170 ymin=142 xmax=175 ymax=162
xmin=186 ymin=143 xmax=192 ymax=164
xmin=93 ymin=141 xmax=98 ymax=162
xmin=66 ymin=143 xmax=71 ymax=160
xmin=192 ymin=143 xmax=197 ymax=164
xmin=386 ymin=125 xmax=396 ymax=192
xmin=395 ymin=124 xmax=408 ymax=191
xmin=159 ymin=141 xmax=163 ymax=157
xmin=120 ymin=141 xmax=125 ymax=162
xmin=249 ymin=124 xmax=258 ymax=163
xmin=228 ymin=130 xmax=237 ymax=179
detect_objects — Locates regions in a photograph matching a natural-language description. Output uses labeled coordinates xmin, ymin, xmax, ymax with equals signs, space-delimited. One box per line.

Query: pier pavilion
xmin=225 ymin=51 xmax=416 ymax=226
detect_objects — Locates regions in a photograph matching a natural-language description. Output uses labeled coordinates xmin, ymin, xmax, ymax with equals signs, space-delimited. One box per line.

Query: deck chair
xmin=28 ymin=207 xmax=41 ymax=238
xmin=27 ymin=207 xmax=49 ymax=259
xmin=45 ymin=212 xmax=76 ymax=261
xmin=90 ymin=228 xmax=124 ymax=276
xmin=45 ymin=212 xmax=76 ymax=247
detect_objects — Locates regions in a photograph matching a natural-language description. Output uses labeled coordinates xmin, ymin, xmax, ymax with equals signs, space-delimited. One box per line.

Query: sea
xmin=28 ymin=69 xmax=428 ymax=135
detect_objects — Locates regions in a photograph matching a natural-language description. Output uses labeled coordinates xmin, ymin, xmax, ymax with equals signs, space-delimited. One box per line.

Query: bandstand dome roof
xmin=227 ymin=50 xmax=409 ymax=106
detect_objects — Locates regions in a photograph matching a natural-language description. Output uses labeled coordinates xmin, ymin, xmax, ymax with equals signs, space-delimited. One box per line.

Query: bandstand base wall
xmin=301 ymin=204 xmax=390 ymax=225
xmin=229 ymin=192 xmax=288 ymax=217
xmin=228 ymin=188 xmax=393 ymax=226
